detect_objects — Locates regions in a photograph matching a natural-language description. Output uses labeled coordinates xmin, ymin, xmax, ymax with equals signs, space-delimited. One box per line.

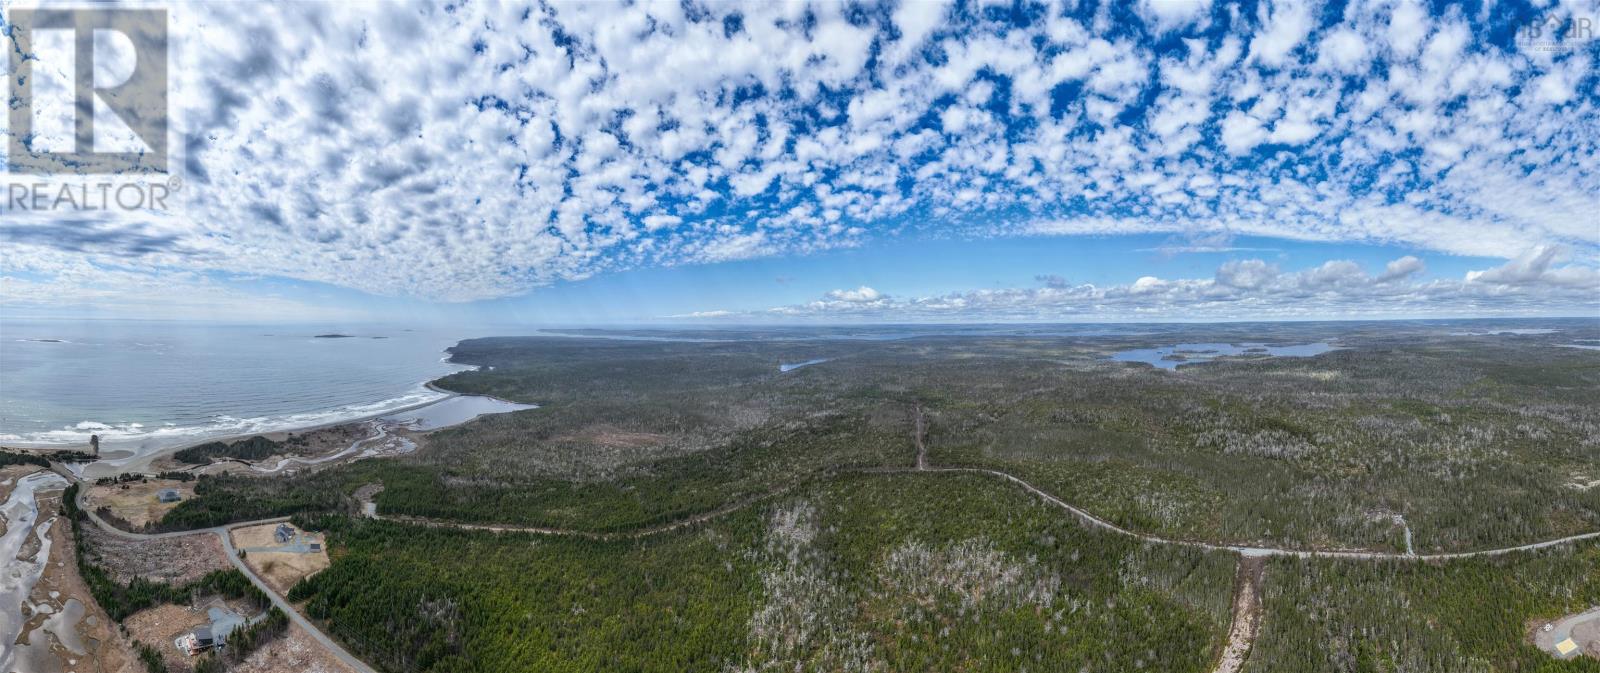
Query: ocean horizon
xmin=0 ymin=319 xmax=480 ymax=453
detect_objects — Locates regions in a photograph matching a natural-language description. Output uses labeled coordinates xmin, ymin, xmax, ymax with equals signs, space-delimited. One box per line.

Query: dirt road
xmin=1211 ymin=557 xmax=1265 ymax=673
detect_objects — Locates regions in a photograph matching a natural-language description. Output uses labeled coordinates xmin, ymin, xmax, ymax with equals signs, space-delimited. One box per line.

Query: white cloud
xmin=1249 ymin=0 xmax=1314 ymax=67
xmin=688 ymin=253 xmax=1597 ymax=321
xmin=1377 ymin=255 xmax=1426 ymax=282
xmin=825 ymin=286 xmax=884 ymax=303
xmin=1137 ymin=0 xmax=1212 ymax=32
xmin=1220 ymin=111 xmax=1268 ymax=155
xmin=1316 ymin=28 xmax=1368 ymax=72
xmin=1215 ymin=259 xmax=1280 ymax=290
xmin=1466 ymin=245 xmax=1600 ymax=288
xmin=1387 ymin=0 xmax=1431 ymax=58
xmin=2 ymin=0 xmax=1595 ymax=317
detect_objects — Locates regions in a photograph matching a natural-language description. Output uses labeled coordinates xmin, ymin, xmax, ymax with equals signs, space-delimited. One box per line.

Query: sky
xmin=1 ymin=0 xmax=1597 ymax=325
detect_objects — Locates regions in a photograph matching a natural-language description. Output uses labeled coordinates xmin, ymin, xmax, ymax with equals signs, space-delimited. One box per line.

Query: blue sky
xmin=2 ymin=0 xmax=1597 ymax=323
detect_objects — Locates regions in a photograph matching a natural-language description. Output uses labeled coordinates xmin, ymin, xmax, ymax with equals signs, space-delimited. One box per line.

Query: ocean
xmin=0 ymin=319 xmax=475 ymax=453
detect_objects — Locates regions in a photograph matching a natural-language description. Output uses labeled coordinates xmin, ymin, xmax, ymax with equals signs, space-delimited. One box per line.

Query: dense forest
xmin=174 ymin=435 xmax=284 ymax=464
xmin=155 ymin=469 xmax=353 ymax=530
xmin=150 ymin=323 xmax=1600 ymax=670
xmin=166 ymin=328 xmax=1600 ymax=552
xmin=289 ymin=472 xmax=1235 ymax=673
xmin=0 ymin=449 xmax=51 ymax=467
xmin=1247 ymin=544 xmax=1600 ymax=672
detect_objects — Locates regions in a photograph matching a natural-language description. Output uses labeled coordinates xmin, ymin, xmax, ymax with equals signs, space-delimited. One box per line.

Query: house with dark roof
xmin=178 ymin=626 xmax=214 ymax=655
xmin=157 ymin=489 xmax=181 ymax=503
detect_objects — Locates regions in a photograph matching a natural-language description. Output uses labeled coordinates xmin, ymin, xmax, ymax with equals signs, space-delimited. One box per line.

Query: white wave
xmin=1 ymin=386 xmax=452 ymax=452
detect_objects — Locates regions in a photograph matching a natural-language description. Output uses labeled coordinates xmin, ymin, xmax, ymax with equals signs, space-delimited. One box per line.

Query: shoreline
xmin=2 ymin=345 xmax=482 ymax=474
xmin=1 ymin=387 xmax=459 ymax=457
xmin=9 ymin=389 xmax=462 ymax=479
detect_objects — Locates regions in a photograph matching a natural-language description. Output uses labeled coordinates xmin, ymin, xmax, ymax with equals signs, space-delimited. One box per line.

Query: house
xmin=157 ymin=489 xmax=181 ymax=503
xmin=178 ymin=626 xmax=215 ymax=655
xmin=274 ymin=523 xmax=294 ymax=543
xmin=1556 ymin=638 xmax=1579 ymax=657
xmin=308 ymin=542 xmax=322 ymax=552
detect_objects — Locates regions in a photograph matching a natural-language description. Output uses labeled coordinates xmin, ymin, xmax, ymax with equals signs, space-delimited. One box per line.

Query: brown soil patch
xmin=231 ymin=623 xmax=356 ymax=673
xmin=84 ymin=478 xmax=195 ymax=529
xmin=245 ymin=551 xmax=330 ymax=594
xmin=81 ymin=524 xmax=229 ymax=585
xmin=1579 ymin=621 xmax=1600 ymax=658
xmin=1212 ymin=556 xmax=1265 ymax=673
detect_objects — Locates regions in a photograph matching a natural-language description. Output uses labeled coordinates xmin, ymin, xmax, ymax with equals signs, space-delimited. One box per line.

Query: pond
xmin=779 ymin=358 xmax=830 ymax=372
xmin=379 ymin=395 xmax=538 ymax=431
xmin=1110 ymin=342 xmax=1337 ymax=370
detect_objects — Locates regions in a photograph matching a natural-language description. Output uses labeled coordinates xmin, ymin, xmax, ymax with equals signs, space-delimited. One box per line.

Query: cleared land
xmin=123 ymin=603 xmax=212 ymax=672
xmin=79 ymin=512 xmax=230 ymax=585
xmin=84 ymin=478 xmax=195 ymax=529
xmin=1212 ymin=558 xmax=1264 ymax=673
xmin=233 ymin=622 xmax=356 ymax=673
xmin=232 ymin=522 xmax=330 ymax=593
xmin=1534 ymin=606 xmax=1600 ymax=660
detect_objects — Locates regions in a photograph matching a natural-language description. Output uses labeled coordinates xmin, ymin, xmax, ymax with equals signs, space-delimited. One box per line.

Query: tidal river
xmin=0 ymin=470 xmax=69 ymax=672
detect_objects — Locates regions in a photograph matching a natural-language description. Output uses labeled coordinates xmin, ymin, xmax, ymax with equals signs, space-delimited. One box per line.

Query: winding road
xmin=50 ymin=466 xmax=377 ymax=673
xmin=357 ymin=410 xmax=1600 ymax=562
xmin=46 ymin=405 xmax=1600 ymax=673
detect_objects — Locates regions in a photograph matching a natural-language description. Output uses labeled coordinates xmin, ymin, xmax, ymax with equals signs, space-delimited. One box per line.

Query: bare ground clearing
xmin=1211 ymin=556 xmax=1265 ymax=673
xmin=81 ymin=518 xmax=230 ymax=585
xmin=232 ymin=623 xmax=356 ymax=673
xmin=232 ymin=523 xmax=330 ymax=593
xmin=123 ymin=603 xmax=208 ymax=672
xmin=84 ymin=478 xmax=194 ymax=528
